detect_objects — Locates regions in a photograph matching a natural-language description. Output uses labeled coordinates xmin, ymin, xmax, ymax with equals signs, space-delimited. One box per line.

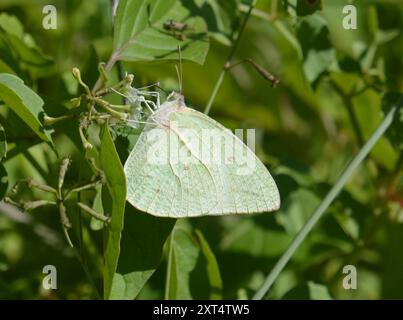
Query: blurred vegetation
xmin=0 ymin=0 xmax=402 ymax=300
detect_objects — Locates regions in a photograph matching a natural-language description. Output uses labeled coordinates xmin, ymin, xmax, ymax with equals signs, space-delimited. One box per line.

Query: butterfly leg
xmin=139 ymin=91 xmax=161 ymax=110
xmin=110 ymin=87 xmax=130 ymax=98
xmin=137 ymin=82 xmax=160 ymax=91
xmin=138 ymin=97 xmax=157 ymax=114
xmin=147 ymin=100 xmax=159 ymax=111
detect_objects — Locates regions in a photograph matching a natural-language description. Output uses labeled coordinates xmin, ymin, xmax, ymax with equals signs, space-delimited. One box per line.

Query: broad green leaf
xmin=165 ymin=226 xmax=199 ymax=299
xmin=297 ymin=15 xmax=336 ymax=84
xmin=194 ymin=230 xmax=223 ymax=299
xmin=328 ymin=190 xmax=368 ymax=242
xmin=274 ymin=164 xmax=314 ymax=188
xmin=0 ymin=73 xmax=52 ymax=143
xmin=114 ymin=0 xmax=209 ymax=64
xmin=285 ymin=0 xmax=323 ymax=17
xmin=110 ymin=207 xmax=175 ymax=299
xmin=282 ymin=281 xmax=332 ymax=300
xmin=276 ymin=188 xmax=321 ymax=236
xmin=329 ymin=72 xmax=359 ymax=96
xmin=221 ymin=218 xmax=290 ymax=258
xmin=194 ymin=0 xmax=240 ymax=46
xmin=333 ymin=210 xmax=359 ymax=241
xmin=90 ymin=185 xmax=106 ymax=231
xmin=304 ymin=282 xmax=333 ymax=300
xmin=0 ymin=14 xmax=53 ymax=78
xmin=273 ymin=21 xmax=303 ymax=60
xmin=99 ymin=123 xmax=127 ymax=299
xmin=0 ymin=59 xmax=15 ymax=75
xmin=0 ymin=13 xmax=23 ymax=38
xmin=296 ymin=0 xmax=323 ymax=16
xmin=354 ymin=89 xmax=397 ymax=170
xmin=0 ymin=123 xmax=6 ymax=160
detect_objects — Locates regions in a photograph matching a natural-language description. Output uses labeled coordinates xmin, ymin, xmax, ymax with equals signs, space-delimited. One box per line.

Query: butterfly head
xmin=167 ymin=91 xmax=185 ymax=108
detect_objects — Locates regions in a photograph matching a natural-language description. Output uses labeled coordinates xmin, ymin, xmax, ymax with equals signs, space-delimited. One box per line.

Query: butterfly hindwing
xmin=170 ymin=108 xmax=280 ymax=214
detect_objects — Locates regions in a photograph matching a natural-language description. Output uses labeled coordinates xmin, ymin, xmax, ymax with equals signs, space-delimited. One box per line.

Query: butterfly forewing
xmin=124 ymin=99 xmax=280 ymax=217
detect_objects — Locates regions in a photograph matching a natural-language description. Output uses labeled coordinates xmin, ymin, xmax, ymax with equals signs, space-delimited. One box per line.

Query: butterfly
xmin=123 ymin=91 xmax=280 ymax=218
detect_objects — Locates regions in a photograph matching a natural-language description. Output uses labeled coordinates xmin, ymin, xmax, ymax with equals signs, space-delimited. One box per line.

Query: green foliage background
xmin=0 ymin=0 xmax=402 ymax=299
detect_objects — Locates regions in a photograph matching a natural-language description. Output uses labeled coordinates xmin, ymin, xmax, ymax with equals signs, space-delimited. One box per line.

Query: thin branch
xmin=330 ymin=80 xmax=364 ymax=146
xmin=204 ymin=0 xmax=258 ymax=115
xmin=77 ymin=202 xmax=111 ymax=223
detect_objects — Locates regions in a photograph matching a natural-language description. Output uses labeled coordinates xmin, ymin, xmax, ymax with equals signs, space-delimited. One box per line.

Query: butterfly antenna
xmin=138 ymin=82 xmax=160 ymax=90
xmin=175 ymin=45 xmax=183 ymax=94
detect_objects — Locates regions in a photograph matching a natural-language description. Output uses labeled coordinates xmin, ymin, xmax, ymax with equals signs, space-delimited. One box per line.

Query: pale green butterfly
xmin=123 ymin=91 xmax=280 ymax=218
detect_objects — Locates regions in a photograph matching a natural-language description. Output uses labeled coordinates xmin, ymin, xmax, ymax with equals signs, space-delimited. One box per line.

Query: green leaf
xmin=382 ymin=92 xmax=403 ymax=151
xmin=0 ymin=14 xmax=53 ymax=78
xmin=99 ymin=123 xmax=127 ymax=299
xmin=285 ymin=0 xmax=323 ymax=17
xmin=90 ymin=185 xmax=106 ymax=231
xmin=282 ymin=281 xmax=332 ymax=300
xmin=165 ymin=226 xmax=199 ymax=299
xmin=277 ymin=188 xmax=321 ymax=236
xmin=0 ymin=13 xmax=23 ymax=38
xmin=354 ymin=90 xmax=397 ymax=170
xmin=0 ymin=59 xmax=16 ymax=75
xmin=273 ymin=21 xmax=303 ymax=60
xmin=194 ymin=230 xmax=223 ymax=299
xmin=375 ymin=29 xmax=400 ymax=45
xmin=221 ymin=218 xmax=291 ymax=258
xmin=296 ymin=15 xmax=336 ymax=84
xmin=0 ymin=123 xmax=6 ymax=160
xmin=110 ymin=208 xmax=175 ymax=299
xmin=296 ymin=0 xmax=323 ymax=17
xmin=192 ymin=0 xmax=240 ymax=46
xmin=114 ymin=0 xmax=209 ymax=64
xmin=0 ymin=73 xmax=53 ymax=143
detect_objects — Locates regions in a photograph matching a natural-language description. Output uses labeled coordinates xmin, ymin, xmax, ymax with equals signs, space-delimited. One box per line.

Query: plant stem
xmin=252 ymin=95 xmax=403 ymax=300
xmin=77 ymin=202 xmax=111 ymax=223
xmin=78 ymin=125 xmax=93 ymax=150
xmin=91 ymin=97 xmax=128 ymax=120
xmin=43 ymin=114 xmax=76 ymax=126
xmin=72 ymin=248 xmax=102 ymax=299
xmin=92 ymin=54 xmax=118 ymax=93
xmin=92 ymin=0 xmax=121 ymax=93
xmin=23 ymin=200 xmax=56 ymax=211
xmin=164 ymin=230 xmax=175 ymax=300
xmin=69 ymin=179 xmax=102 ymax=195
xmin=204 ymin=0 xmax=258 ymax=115
xmin=331 ymin=80 xmax=364 ymax=146
xmin=27 ymin=178 xmax=57 ymax=194
xmin=58 ymin=158 xmax=71 ymax=197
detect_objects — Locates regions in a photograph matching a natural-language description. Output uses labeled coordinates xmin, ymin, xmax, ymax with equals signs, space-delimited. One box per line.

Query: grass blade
xmin=253 ymin=95 xmax=403 ymax=300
